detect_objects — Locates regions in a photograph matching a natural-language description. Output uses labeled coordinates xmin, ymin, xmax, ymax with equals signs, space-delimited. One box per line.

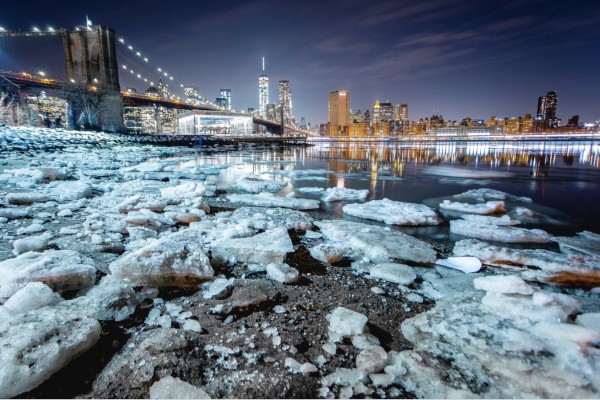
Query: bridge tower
xmin=62 ymin=25 xmax=124 ymax=132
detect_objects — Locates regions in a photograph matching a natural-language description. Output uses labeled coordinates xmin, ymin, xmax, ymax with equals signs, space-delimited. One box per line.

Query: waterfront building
xmin=537 ymin=90 xmax=559 ymax=129
xmin=178 ymin=111 xmax=252 ymax=135
xmin=123 ymin=106 xmax=142 ymax=133
xmin=278 ymin=80 xmax=293 ymax=125
xmin=184 ymin=86 xmax=200 ymax=104
xmin=394 ymin=103 xmax=409 ymax=135
xmin=380 ymin=102 xmax=393 ymax=122
xmin=568 ymin=115 xmax=580 ymax=127
xmin=505 ymin=117 xmax=520 ymax=134
xmin=215 ymin=97 xmax=228 ymax=109
xmin=157 ymin=79 xmax=169 ymax=99
xmin=24 ymin=93 xmax=68 ymax=128
xmin=431 ymin=125 xmax=505 ymax=137
xmin=220 ymin=89 xmax=232 ymax=110
xmin=259 ymin=75 xmax=269 ymax=117
xmin=363 ymin=110 xmax=371 ymax=126
xmin=521 ymin=114 xmax=534 ymax=133
xmin=349 ymin=122 xmax=368 ymax=137
xmin=247 ymin=107 xmax=255 ymax=114
xmin=328 ymin=89 xmax=350 ymax=136
xmin=351 ymin=110 xmax=363 ymax=123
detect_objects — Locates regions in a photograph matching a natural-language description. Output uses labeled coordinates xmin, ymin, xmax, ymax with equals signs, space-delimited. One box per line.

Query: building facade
xmin=259 ymin=75 xmax=269 ymax=117
xmin=220 ymin=89 xmax=232 ymax=110
xmin=328 ymin=89 xmax=350 ymax=135
xmin=278 ymin=80 xmax=293 ymax=126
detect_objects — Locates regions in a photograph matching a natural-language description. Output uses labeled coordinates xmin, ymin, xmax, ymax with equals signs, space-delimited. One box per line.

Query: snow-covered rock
xmin=369 ymin=263 xmax=417 ymax=285
xmin=321 ymin=187 xmax=369 ymax=202
xmin=226 ymin=193 xmax=320 ymax=210
xmin=316 ymin=220 xmax=437 ymax=263
xmin=149 ymin=376 xmax=211 ymax=399
xmin=211 ymin=227 xmax=294 ymax=266
xmin=439 ymin=200 xmax=506 ymax=215
xmin=266 ymin=263 xmax=299 ymax=283
xmin=343 ymin=198 xmax=441 ymax=225
xmin=109 ymin=229 xmax=213 ymax=286
xmin=0 ymin=249 xmax=96 ymax=298
xmin=0 ymin=298 xmax=101 ymax=398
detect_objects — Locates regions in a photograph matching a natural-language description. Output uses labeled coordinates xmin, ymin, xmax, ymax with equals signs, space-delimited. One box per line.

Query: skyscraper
xmin=328 ymin=89 xmax=350 ymax=131
xmin=183 ymin=85 xmax=200 ymax=104
xmin=379 ymin=102 xmax=393 ymax=122
xmin=258 ymin=57 xmax=269 ymax=118
xmin=537 ymin=91 xmax=558 ymax=129
xmin=278 ymin=80 xmax=293 ymax=125
xmin=220 ymin=89 xmax=232 ymax=110
xmin=372 ymin=100 xmax=381 ymax=125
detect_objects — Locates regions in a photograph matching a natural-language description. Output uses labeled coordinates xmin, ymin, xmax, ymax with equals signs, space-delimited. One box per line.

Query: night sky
xmin=1 ymin=0 xmax=599 ymax=125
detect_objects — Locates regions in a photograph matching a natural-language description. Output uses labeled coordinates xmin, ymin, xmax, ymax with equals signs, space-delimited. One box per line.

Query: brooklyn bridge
xmin=0 ymin=23 xmax=308 ymax=136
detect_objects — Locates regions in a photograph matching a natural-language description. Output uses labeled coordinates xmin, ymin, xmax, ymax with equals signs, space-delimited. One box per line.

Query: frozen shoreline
xmin=0 ymin=127 xmax=599 ymax=399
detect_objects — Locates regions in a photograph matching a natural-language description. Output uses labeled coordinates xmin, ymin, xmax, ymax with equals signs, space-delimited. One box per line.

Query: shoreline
xmin=0 ymin=125 xmax=599 ymax=399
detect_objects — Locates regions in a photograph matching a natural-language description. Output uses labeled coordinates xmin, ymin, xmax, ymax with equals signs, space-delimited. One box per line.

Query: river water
xmin=190 ymin=140 xmax=600 ymax=237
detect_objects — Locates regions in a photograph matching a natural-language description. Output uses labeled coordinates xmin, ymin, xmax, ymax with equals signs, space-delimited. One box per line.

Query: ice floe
xmin=343 ymin=198 xmax=442 ymax=225
xmin=316 ymin=220 xmax=437 ymax=263
xmin=552 ymin=231 xmax=600 ymax=257
xmin=236 ymin=175 xmax=287 ymax=193
xmin=321 ymin=187 xmax=369 ymax=202
xmin=450 ymin=215 xmax=551 ymax=243
xmin=439 ymin=199 xmax=505 ymax=215
xmin=226 ymin=193 xmax=320 ymax=210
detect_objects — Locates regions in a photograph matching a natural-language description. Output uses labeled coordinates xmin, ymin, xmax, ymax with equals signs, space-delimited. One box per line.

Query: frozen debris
xmin=316 ymin=220 xmax=437 ymax=263
xmin=203 ymin=278 xmax=235 ymax=300
xmin=473 ymin=275 xmax=534 ymax=295
xmin=454 ymin=188 xmax=532 ymax=203
xmin=226 ymin=193 xmax=320 ymax=210
xmin=124 ymin=209 xmax=175 ymax=231
xmin=0 ymin=298 xmax=101 ymax=399
xmin=452 ymin=239 xmax=600 ymax=275
xmin=309 ymin=243 xmax=349 ymax=264
xmin=351 ymin=333 xmax=381 ymax=350
xmin=392 ymin=289 xmax=600 ymax=398
xmin=273 ymin=305 xmax=286 ymax=314
xmin=435 ymin=256 xmax=482 ymax=273
xmin=481 ymin=292 xmax=571 ymax=323
xmin=0 ymin=282 xmax=62 ymax=317
xmin=50 ymin=181 xmax=93 ymax=202
xmin=228 ymin=206 xmax=314 ymax=231
xmin=284 ymin=358 xmax=318 ymax=374
xmin=85 ymin=275 xmax=158 ymax=321
xmin=321 ymin=187 xmax=369 ymax=202
xmin=211 ymin=227 xmax=294 ymax=266
xmin=0 ymin=207 xmax=30 ymax=219
xmin=0 ymin=249 xmax=95 ymax=298
xmin=369 ymin=373 xmax=394 ymax=387
xmin=552 ymin=231 xmax=600 ymax=257
xmin=326 ymin=307 xmax=368 ymax=341
xmin=11 ymin=232 xmax=52 ymax=255
xmin=304 ymin=230 xmax=322 ymax=239
xmin=89 ymin=329 xmax=204 ymax=398
xmin=532 ymin=322 xmax=600 ymax=347
xmin=84 ymin=212 xmax=128 ymax=234
xmin=182 ymin=319 xmax=202 ymax=333
xmin=56 ymin=209 xmax=73 ymax=217
xmin=322 ymin=343 xmax=336 ymax=355
xmin=343 ymin=198 xmax=442 ymax=225
xmin=109 ymin=228 xmax=214 ymax=286
xmin=356 ymin=345 xmax=389 ymax=374
xmin=439 ymin=200 xmax=506 ymax=215
xmin=576 ymin=313 xmax=600 ymax=334
xmin=371 ymin=286 xmax=385 ymax=295
xmin=149 ymin=376 xmax=211 ymax=399
xmin=164 ymin=211 xmax=202 ymax=224
xmin=369 ymin=263 xmax=417 ymax=285
xmin=236 ymin=175 xmax=287 ymax=193
xmin=159 ymin=181 xmax=206 ymax=200
xmin=266 ymin=263 xmax=299 ymax=283
xmin=450 ymin=215 xmax=551 ymax=243
xmin=116 ymin=195 xmax=166 ymax=214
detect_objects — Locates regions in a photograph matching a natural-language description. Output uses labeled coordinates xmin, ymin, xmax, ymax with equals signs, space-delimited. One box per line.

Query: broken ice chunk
xmin=149 ymin=376 xmax=211 ymax=399
xmin=326 ymin=307 xmax=368 ymax=340
xmin=309 ymin=243 xmax=348 ymax=264
xmin=435 ymin=256 xmax=482 ymax=273
xmin=13 ymin=233 xmax=52 ymax=255
xmin=343 ymin=198 xmax=442 ymax=225
xmin=266 ymin=263 xmax=299 ymax=283
xmin=552 ymin=231 xmax=600 ymax=257
xmin=236 ymin=175 xmax=286 ymax=193
xmin=369 ymin=263 xmax=417 ymax=285
xmin=211 ymin=227 xmax=294 ymax=266
xmin=473 ymin=275 xmax=534 ymax=295
xmin=226 ymin=193 xmax=320 ymax=210
xmin=439 ymin=200 xmax=505 ymax=215
xmin=321 ymin=187 xmax=369 ymax=202
xmin=450 ymin=216 xmax=551 ymax=243
xmin=0 ymin=282 xmax=62 ymax=317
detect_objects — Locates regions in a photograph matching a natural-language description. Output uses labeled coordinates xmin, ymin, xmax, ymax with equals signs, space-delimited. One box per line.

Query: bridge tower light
xmin=47 ymin=27 xmax=55 ymax=32
xmin=38 ymin=71 xmax=46 ymax=77
xmin=0 ymin=27 xmax=5 ymax=32
xmin=32 ymin=27 xmax=40 ymax=32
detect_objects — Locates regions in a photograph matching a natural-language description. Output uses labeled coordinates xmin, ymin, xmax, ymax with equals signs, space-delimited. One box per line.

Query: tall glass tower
xmin=278 ymin=80 xmax=293 ymax=125
xmin=258 ymin=57 xmax=269 ymax=117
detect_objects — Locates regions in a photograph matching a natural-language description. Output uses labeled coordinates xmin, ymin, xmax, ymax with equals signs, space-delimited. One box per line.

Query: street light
xmin=38 ymin=71 xmax=46 ymax=77
xmin=47 ymin=27 xmax=54 ymax=32
xmin=32 ymin=27 xmax=40 ymax=32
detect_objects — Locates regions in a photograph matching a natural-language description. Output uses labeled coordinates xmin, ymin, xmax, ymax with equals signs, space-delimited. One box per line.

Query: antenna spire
xmin=86 ymin=15 xmax=92 ymax=30
xmin=262 ymin=57 xmax=265 ymax=72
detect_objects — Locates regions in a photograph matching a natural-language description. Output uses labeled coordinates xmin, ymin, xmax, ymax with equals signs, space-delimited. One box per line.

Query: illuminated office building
xmin=278 ymin=80 xmax=293 ymax=125
xmin=328 ymin=89 xmax=350 ymax=135
xmin=184 ymin=86 xmax=200 ymax=104
xmin=220 ymin=89 xmax=232 ymax=110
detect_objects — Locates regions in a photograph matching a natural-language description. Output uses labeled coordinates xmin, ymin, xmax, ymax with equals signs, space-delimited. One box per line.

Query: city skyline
xmin=1 ymin=0 xmax=599 ymax=125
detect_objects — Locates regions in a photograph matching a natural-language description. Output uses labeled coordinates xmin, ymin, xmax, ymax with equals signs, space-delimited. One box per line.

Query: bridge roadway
xmin=0 ymin=70 xmax=296 ymax=134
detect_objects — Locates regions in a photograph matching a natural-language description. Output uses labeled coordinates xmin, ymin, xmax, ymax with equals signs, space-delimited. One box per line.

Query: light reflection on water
xmin=191 ymin=140 xmax=600 ymax=235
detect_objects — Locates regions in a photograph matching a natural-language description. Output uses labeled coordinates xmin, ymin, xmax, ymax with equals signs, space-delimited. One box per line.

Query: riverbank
xmin=308 ymin=132 xmax=600 ymax=142
xmin=0 ymin=126 xmax=599 ymax=399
